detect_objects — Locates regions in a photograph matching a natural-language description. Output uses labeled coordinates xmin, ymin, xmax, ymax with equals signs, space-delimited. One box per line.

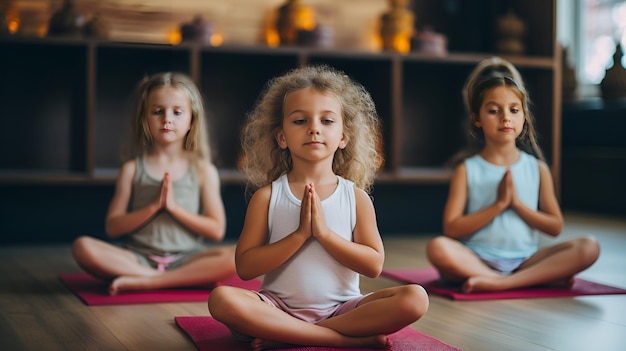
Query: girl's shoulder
xmin=120 ymin=158 xmax=138 ymax=174
xmin=519 ymin=150 xmax=547 ymax=169
xmin=192 ymin=158 xmax=220 ymax=186
xmin=193 ymin=157 xmax=217 ymax=174
xmin=535 ymin=158 xmax=551 ymax=174
xmin=115 ymin=158 xmax=138 ymax=185
xmin=451 ymin=161 xmax=468 ymax=180
xmin=337 ymin=175 xmax=354 ymax=185
xmin=249 ymin=184 xmax=272 ymax=205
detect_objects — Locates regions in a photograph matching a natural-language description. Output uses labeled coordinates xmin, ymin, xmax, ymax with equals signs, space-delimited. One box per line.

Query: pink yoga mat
xmin=59 ymin=273 xmax=261 ymax=306
xmin=175 ymin=316 xmax=461 ymax=351
xmin=381 ymin=267 xmax=626 ymax=301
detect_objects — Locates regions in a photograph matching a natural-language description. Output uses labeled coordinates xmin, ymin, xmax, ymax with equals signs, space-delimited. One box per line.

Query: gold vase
xmin=380 ymin=0 xmax=415 ymax=53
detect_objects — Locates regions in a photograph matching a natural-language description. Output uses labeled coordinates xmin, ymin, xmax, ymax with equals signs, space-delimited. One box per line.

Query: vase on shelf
xmin=47 ymin=0 xmax=83 ymax=37
xmin=495 ymin=9 xmax=526 ymax=55
xmin=275 ymin=0 xmax=316 ymax=46
xmin=411 ymin=26 xmax=447 ymax=56
xmin=379 ymin=0 xmax=415 ymax=53
xmin=82 ymin=12 xmax=110 ymax=39
xmin=600 ymin=43 xmax=626 ymax=101
xmin=0 ymin=0 xmax=14 ymax=35
xmin=180 ymin=15 xmax=216 ymax=45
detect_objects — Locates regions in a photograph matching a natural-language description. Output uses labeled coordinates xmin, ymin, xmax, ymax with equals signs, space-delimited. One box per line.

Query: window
xmin=559 ymin=0 xmax=626 ymax=95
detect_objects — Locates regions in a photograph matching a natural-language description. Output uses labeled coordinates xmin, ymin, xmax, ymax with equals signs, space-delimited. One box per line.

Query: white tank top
xmin=261 ymin=174 xmax=361 ymax=310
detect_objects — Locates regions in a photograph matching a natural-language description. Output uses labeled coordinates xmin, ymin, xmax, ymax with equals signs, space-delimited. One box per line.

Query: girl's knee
xmin=72 ymin=235 xmax=88 ymax=249
xmin=577 ymin=236 xmax=600 ymax=265
xmin=398 ymin=284 xmax=429 ymax=319
xmin=208 ymin=286 xmax=228 ymax=307
xmin=208 ymin=286 xmax=240 ymax=317
xmin=426 ymin=236 xmax=461 ymax=267
xmin=71 ymin=236 xmax=96 ymax=259
xmin=426 ymin=236 xmax=449 ymax=260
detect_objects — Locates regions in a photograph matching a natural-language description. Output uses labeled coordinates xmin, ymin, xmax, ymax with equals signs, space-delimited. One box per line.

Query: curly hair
xmin=124 ymin=72 xmax=213 ymax=166
xmin=240 ymin=65 xmax=383 ymax=193
xmin=451 ymin=57 xmax=544 ymax=166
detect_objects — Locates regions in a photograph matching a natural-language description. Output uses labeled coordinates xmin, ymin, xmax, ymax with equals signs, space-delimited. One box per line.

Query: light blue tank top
xmin=461 ymin=151 xmax=539 ymax=260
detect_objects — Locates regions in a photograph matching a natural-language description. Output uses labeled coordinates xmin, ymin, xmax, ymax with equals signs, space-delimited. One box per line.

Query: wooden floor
xmin=1 ymin=212 xmax=625 ymax=351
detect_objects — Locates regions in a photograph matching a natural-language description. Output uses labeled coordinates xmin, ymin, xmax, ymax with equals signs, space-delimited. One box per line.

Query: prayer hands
xmin=156 ymin=172 xmax=177 ymax=212
xmin=497 ymin=169 xmax=519 ymax=210
xmin=298 ymin=183 xmax=329 ymax=240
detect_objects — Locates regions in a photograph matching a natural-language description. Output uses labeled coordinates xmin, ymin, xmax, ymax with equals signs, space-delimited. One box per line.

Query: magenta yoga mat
xmin=175 ymin=316 xmax=461 ymax=351
xmin=381 ymin=267 xmax=626 ymax=301
xmin=59 ymin=273 xmax=261 ymax=305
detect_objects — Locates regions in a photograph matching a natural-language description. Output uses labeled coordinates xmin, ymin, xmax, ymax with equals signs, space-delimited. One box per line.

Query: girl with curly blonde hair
xmin=209 ymin=65 xmax=428 ymax=350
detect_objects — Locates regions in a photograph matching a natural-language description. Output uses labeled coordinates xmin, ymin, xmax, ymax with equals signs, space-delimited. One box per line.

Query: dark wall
xmin=0 ymin=183 xmax=448 ymax=245
xmin=561 ymin=99 xmax=626 ymax=216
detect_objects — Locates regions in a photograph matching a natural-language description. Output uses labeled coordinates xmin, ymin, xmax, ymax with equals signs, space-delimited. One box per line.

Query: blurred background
xmin=1 ymin=0 xmax=387 ymax=49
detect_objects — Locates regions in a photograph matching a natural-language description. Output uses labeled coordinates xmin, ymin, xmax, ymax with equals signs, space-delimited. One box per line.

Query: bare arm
xmin=166 ymin=162 xmax=226 ymax=242
xmin=105 ymin=160 xmax=160 ymax=238
xmin=312 ymin=185 xmax=384 ymax=278
xmin=511 ymin=160 xmax=563 ymax=236
xmin=442 ymin=163 xmax=509 ymax=238
xmin=234 ymin=185 xmax=310 ymax=280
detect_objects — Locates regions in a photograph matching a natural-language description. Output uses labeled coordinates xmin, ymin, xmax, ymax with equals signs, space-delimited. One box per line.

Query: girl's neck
xmin=149 ymin=142 xmax=186 ymax=159
xmin=286 ymin=165 xmax=338 ymax=202
xmin=479 ymin=143 xmax=520 ymax=167
xmin=144 ymin=145 xmax=190 ymax=180
xmin=287 ymin=159 xmax=337 ymax=185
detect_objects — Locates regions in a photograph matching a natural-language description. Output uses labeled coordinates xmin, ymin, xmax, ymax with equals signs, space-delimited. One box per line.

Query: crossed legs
xmin=208 ymin=284 xmax=428 ymax=351
xmin=426 ymin=235 xmax=600 ymax=293
xmin=72 ymin=236 xmax=236 ymax=295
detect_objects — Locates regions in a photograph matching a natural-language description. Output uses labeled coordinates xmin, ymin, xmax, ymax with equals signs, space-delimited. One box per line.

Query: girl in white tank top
xmin=208 ymin=65 xmax=429 ymax=350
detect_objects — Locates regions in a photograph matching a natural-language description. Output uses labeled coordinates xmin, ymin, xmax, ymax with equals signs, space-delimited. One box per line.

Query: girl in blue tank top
xmin=426 ymin=57 xmax=600 ymax=293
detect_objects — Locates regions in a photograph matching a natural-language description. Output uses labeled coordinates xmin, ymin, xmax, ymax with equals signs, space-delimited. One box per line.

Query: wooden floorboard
xmin=0 ymin=212 xmax=625 ymax=351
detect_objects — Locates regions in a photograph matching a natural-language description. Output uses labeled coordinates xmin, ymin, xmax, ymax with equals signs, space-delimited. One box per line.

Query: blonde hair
xmin=241 ymin=65 xmax=383 ymax=193
xmin=452 ymin=57 xmax=544 ymax=165
xmin=124 ymin=72 xmax=213 ymax=166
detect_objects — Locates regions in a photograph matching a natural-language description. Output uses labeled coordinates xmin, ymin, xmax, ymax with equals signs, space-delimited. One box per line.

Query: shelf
xmin=0 ymin=171 xmax=92 ymax=185
xmin=376 ymin=168 xmax=453 ymax=184
xmin=0 ymin=168 xmax=453 ymax=186
xmin=0 ymin=0 xmax=559 ymax=188
xmin=1 ymin=37 xmax=557 ymax=68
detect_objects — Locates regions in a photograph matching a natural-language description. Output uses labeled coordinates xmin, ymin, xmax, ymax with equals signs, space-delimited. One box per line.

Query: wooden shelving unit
xmin=0 ymin=0 xmax=560 ymax=187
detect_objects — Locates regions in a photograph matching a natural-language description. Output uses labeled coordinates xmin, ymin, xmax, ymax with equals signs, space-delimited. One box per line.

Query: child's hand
xmin=496 ymin=169 xmax=514 ymax=210
xmin=161 ymin=172 xmax=177 ymax=212
xmin=153 ymin=173 xmax=167 ymax=211
xmin=309 ymin=183 xmax=329 ymax=239
xmin=508 ymin=171 xmax=522 ymax=210
xmin=297 ymin=184 xmax=313 ymax=239
xmin=154 ymin=172 xmax=177 ymax=212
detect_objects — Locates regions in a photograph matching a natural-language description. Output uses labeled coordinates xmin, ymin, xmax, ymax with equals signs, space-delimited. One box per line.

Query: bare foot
xmin=463 ymin=275 xmax=576 ymax=293
xmin=463 ymin=275 xmax=508 ymax=293
xmin=250 ymin=334 xmax=390 ymax=351
xmin=250 ymin=338 xmax=292 ymax=351
xmin=109 ymin=275 xmax=154 ymax=295
xmin=543 ymin=277 xmax=575 ymax=289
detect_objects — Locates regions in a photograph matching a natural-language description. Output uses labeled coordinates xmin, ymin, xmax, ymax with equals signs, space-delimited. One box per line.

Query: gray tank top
xmin=125 ymin=156 xmax=205 ymax=255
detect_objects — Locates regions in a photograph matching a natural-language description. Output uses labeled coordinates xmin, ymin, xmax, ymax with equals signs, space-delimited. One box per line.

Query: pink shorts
xmin=255 ymin=290 xmax=369 ymax=323
xmin=230 ymin=290 xmax=370 ymax=342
